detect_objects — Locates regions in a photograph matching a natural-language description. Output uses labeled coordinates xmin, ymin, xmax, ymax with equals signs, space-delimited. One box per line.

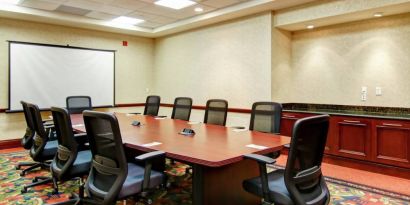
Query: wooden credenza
xmin=281 ymin=111 xmax=410 ymax=170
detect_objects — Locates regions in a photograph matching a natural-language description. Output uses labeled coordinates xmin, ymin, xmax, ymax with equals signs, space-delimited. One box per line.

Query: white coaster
xmin=141 ymin=141 xmax=162 ymax=147
xmin=246 ymin=144 xmax=268 ymax=150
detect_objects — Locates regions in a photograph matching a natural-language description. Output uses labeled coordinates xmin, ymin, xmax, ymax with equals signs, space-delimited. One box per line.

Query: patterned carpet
xmin=0 ymin=150 xmax=409 ymax=205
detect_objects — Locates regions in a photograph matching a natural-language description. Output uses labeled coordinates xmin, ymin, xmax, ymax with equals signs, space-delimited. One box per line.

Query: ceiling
xmin=15 ymin=0 xmax=252 ymax=29
xmin=0 ymin=0 xmax=316 ymax=37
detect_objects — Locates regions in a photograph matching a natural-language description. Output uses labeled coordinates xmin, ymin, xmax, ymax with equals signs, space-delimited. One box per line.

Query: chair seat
xmin=243 ymin=169 xmax=294 ymax=205
xmin=68 ymin=150 xmax=92 ymax=177
xmin=118 ymin=163 xmax=165 ymax=199
xmin=40 ymin=140 xmax=58 ymax=159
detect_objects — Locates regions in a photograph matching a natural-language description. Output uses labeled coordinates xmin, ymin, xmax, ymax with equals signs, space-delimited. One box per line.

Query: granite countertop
xmin=282 ymin=103 xmax=410 ymax=120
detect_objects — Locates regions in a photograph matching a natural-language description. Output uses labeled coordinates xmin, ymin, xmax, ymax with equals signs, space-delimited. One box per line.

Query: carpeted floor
xmin=0 ymin=149 xmax=409 ymax=205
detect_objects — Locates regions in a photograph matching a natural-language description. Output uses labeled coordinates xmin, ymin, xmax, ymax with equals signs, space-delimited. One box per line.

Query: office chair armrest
xmin=135 ymin=151 xmax=166 ymax=162
xmin=243 ymin=154 xmax=276 ymax=165
xmin=136 ymin=151 xmax=166 ymax=191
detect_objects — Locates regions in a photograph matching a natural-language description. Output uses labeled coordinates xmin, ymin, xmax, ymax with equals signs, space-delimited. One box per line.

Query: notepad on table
xmin=246 ymin=144 xmax=268 ymax=150
xmin=141 ymin=141 xmax=162 ymax=147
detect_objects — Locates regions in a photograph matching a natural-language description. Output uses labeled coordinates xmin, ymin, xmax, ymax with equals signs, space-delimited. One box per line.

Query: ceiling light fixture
xmin=0 ymin=0 xmax=21 ymax=5
xmin=306 ymin=25 xmax=315 ymax=29
xmin=110 ymin=16 xmax=144 ymax=25
xmin=155 ymin=0 xmax=196 ymax=10
xmin=194 ymin=7 xmax=203 ymax=12
xmin=373 ymin=12 xmax=383 ymax=17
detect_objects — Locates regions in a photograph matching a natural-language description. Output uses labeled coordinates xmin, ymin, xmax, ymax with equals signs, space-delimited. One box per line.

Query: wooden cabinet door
xmin=333 ymin=116 xmax=372 ymax=160
xmin=280 ymin=112 xmax=315 ymax=137
xmin=372 ymin=120 xmax=410 ymax=168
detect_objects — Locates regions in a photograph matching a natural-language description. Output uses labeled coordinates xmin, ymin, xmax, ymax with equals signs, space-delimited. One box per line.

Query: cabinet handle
xmin=382 ymin=123 xmax=402 ymax=127
xmin=343 ymin=120 xmax=361 ymax=123
xmin=283 ymin=115 xmax=296 ymax=118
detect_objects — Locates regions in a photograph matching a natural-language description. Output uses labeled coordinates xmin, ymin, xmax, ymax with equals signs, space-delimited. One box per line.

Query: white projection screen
xmin=9 ymin=42 xmax=115 ymax=111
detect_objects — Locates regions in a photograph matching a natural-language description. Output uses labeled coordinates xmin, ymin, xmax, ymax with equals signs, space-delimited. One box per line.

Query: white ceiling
xmin=0 ymin=0 xmax=316 ymax=37
xmin=17 ymin=0 xmax=252 ymax=29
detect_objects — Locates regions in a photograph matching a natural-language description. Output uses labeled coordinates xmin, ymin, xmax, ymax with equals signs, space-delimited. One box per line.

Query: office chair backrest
xmin=66 ymin=96 xmax=92 ymax=114
xmin=171 ymin=97 xmax=193 ymax=121
xmin=21 ymin=101 xmax=35 ymax=149
xmin=51 ymin=107 xmax=79 ymax=179
xmin=249 ymin=102 xmax=282 ymax=133
xmin=204 ymin=99 xmax=228 ymax=126
xmin=285 ymin=115 xmax=330 ymax=205
xmin=83 ymin=111 xmax=128 ymax=204
xmin=144 ymin=95 xmax=161 ymax=116
xmin=27 ymin=102 xmax=49 ymax=161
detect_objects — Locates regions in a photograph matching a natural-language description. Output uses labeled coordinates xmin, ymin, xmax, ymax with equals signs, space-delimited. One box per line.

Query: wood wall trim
xmin=0 ymin=139 xmax=21 ymax=149
xmin=115 ymin=103 xmax=145 ymax=107
xmin=114 ymin=102 xmax=252 ymax=113
xmin=0 ymin=108 xmax=6 ymax=113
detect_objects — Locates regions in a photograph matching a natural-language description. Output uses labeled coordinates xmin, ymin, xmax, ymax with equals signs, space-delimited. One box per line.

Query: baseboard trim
xmin=0 ymin=139 xmax=21 ymax=149
xmin=0 ymin=108 xmax=6 ymax=113
xmin=281 ymin=149 xmax=410 ymax=180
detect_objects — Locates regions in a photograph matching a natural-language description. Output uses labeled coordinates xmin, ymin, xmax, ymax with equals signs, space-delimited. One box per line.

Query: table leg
xmin=192 ymin=159 xmax=260 ymax=205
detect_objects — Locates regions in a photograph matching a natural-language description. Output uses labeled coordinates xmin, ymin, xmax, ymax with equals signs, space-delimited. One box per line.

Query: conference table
xmin=71 ymin=113 xmax=290 ymax=205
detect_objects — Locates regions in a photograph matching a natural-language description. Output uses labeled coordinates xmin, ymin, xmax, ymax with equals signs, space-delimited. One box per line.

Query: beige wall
xmin=0 ymin=18 xmax=154 ymax=109
xmin=152 ymin=13 xmax=272 ymax=108
xmin=271 ymin=13 xmax=410 ymax=107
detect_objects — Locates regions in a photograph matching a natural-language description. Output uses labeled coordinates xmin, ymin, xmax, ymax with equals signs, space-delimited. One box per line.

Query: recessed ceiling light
xmin=194 ymin=7 xmax=203 ymax=12
xmin=0 ymin=0 xmax=21 ymax=5
xmin=110 ymin=16 xmax=144 ymax=25
xmin=155 ymin=0 xmax=196 ymax=10
xmin=374 ymin=12 xmax=383 ymax=17
xmin=306 ymin=25 xmax=315 ymax=29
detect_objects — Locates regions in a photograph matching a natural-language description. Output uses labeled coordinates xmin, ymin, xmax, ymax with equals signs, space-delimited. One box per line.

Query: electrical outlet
xmin=376 ymin=87 xmax=382 ymax=96
xmin=361 ymin=86 xmax=367 ymax=101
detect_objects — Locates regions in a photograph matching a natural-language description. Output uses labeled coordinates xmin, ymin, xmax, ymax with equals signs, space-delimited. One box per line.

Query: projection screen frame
xmin=7 ymin=40 xmax=116 ymax=112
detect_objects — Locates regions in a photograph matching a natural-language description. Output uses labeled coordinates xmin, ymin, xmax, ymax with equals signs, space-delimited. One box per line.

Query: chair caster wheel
xmin=16 ymin=166 xmax=21 ymax=170
xmin=32 ymin=178 xmax=38 ymax=182
xmin=21 ymin=188 xmax=27 ymax=193
xmin=20 ymin=172 xmax=25 ymax=176
xmin=146 ymin=199 xmax=153 ymax=205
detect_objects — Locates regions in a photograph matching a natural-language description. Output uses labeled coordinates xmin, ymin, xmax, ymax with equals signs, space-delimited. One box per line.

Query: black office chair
xmin=171 ymin=97 xmax=193 ymax=121
xmin=250 ymin=102 xmax=282 ymax=133
xmin=144 ymin=95 xmax=161 ymax=116
xmin=60 ymin=111 xmax=167 ymax=204
xmin=242 ymin=115 xmax=330 ymax=205
xmin=50 ymin=107 xmax=92 ymax=194
xmin=66 ymin=96 xmax=92 ymax=114
xmin=204 ymin=99 xmax=228 ymax=126
xmin=21 ymin=103 xmax=59 ymax=193
xmin=16 ymin=101 xmax=37 ymax=170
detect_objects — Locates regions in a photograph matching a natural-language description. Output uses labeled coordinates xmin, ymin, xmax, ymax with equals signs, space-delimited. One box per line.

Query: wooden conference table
xmin=71 ymin=113 xmax=290 ymax=205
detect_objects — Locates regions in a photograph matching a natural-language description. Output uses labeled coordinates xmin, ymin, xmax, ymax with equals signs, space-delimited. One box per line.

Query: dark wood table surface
xmin=71 ymin=113 xmax=290 ymax=205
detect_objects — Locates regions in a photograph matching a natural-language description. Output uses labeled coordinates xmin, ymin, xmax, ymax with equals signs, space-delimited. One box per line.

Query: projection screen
xmin=9 ymin=42 xmax=115 ymax=111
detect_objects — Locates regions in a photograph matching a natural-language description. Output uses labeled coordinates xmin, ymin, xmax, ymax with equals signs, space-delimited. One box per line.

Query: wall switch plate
xmin=361 ymin=86 xmax=367 ymax=101
xmin=376 ymin=87 xmax=382 ymax=96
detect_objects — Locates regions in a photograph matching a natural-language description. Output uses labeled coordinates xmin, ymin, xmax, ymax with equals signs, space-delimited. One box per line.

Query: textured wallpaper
xmin=153 ymin=13 xmax=272 ymax=108
xmin=0 ymin=18 xmax=154 ymax=109
xmin=272 ymin=13 xmax=410 ymax=107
